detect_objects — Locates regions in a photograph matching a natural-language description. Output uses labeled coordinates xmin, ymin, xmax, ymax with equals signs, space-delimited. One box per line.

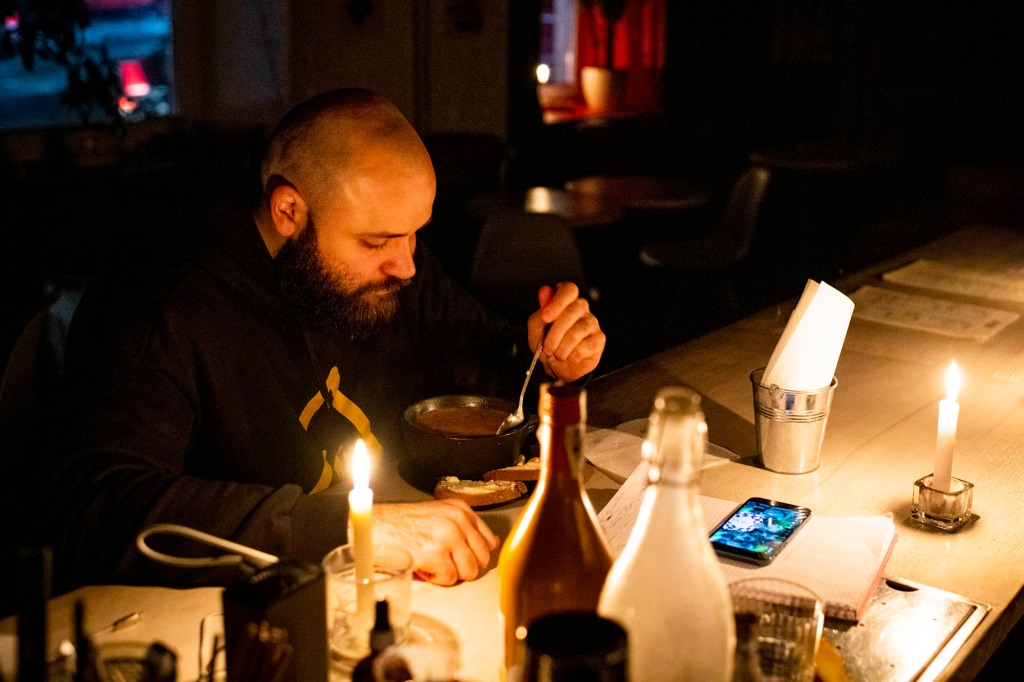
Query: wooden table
xmin=564 ymin=174 xmax=712 ymax=214
xmin=467 ymin=177 xmax=711 ymax=230
xmin=467 ymin=186 xmax=624 ymax=227
xmin=586 ymin=224 xmax=1024 ymax=681
xmin=5 ymin=225 xmax=1023 ymax=681
xmin=749 ymin=142 xmax=902 ymax=174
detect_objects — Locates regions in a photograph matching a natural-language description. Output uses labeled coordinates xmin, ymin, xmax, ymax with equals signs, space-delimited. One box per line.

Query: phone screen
xmin=709 ymin=497 xmax=811 ymax=566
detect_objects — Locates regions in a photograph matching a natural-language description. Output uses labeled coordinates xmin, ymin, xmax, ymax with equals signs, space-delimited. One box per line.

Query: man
xmin=40 ymin=88 xmax=605 ymax=590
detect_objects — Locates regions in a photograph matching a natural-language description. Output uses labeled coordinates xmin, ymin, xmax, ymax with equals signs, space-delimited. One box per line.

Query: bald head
xmin=260 ymin=88 xmax=433 ymax=215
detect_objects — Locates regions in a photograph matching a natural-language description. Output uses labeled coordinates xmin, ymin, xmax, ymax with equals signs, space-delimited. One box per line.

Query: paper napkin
xmin=764 ymin=280 xmax=854 ymax=390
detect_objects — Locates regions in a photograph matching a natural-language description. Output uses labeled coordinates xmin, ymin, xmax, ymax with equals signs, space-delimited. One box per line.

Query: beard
xmin=275 ymin=219 xmax=411 ymax=335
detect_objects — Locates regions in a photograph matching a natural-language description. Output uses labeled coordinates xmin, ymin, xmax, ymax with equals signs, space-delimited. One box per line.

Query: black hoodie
xmin=40 ymin=196 xmax=528 ymax=589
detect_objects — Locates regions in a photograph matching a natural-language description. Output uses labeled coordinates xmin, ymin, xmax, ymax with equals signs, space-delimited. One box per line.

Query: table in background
xmin=563 ymin=174 xmax=712 ymax=216
xmin=467 ymin=177 xmax=711 ymax=230
xmin=467 ymin=186 xmax=623 ymax=228
xmin=5 ymin=225 xmax=1023 ymax=681
xmin=748 ymin=142 xmax=901 ymax=174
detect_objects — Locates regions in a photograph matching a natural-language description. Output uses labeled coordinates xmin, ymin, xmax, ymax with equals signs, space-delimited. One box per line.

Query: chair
xmin=0 ymin=287 xmax=82 ymax=447
xmin=0 ymin=286 xmax=83 ymax=568
xmin=467 ymin=207 xmax=592 ymax=324
xmin=638 ymin=165 xmax=771 ymax=324
xmin=1 ymin=288 xmax=83 ymax=431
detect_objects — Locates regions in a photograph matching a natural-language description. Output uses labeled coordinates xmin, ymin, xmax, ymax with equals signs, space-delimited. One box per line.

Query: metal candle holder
xmin=911 ymin=474 xmax=975 ymax=532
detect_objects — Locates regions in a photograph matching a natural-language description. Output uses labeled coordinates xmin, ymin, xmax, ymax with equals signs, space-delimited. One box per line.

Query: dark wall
xmin=663 ymin=0 xmax=1024 ymax=164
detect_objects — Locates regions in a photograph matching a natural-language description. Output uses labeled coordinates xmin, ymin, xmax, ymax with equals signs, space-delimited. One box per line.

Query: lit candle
xmin=932 ymin=360 xmax=962 ymax=493
xmin=348 ymin=439 xmax=375 ymax=623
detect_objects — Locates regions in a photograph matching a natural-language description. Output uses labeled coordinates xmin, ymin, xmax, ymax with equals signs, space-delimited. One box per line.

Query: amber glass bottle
xmin=498 ymin=382 xmax=613 ymax=677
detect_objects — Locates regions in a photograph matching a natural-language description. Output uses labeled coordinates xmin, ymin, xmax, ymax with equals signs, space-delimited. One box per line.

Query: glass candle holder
xmin=911 ymin=474 xmax=975 ymax=531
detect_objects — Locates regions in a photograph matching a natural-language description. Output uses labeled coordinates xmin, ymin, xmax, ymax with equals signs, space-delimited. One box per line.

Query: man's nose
xmin=383 ymin=237 xmax=416 ymax=280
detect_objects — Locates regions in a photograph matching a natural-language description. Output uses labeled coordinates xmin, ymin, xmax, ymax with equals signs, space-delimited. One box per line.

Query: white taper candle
xmin=932 ymin=360 xmax=961 ymax=493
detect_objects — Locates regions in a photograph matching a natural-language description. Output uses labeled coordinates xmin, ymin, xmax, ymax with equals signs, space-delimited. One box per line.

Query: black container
xmin=222 ymin=559 xmax=327 ymax=682
xmin=402 ymin=394 xmax=537 ymax=484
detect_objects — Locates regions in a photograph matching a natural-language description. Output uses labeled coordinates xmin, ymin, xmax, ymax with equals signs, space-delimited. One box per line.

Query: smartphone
xmin=709 ymin=497 xmax=811 ymax=566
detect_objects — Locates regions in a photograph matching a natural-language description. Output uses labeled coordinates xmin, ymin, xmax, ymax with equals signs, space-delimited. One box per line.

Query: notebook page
xmin=598 ymin=464 xmax=897 ymax=621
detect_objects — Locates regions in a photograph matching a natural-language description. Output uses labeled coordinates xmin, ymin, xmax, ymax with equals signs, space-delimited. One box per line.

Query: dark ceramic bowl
xmin=402 ymin=394 xmax=537 ymax=483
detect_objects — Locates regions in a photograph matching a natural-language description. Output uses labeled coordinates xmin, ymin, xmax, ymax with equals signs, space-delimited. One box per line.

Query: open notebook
xmin=598 ymin=462 xmax=897 ymax=622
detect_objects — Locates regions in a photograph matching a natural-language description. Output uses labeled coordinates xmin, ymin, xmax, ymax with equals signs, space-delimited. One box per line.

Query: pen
xmin=92 ymin=611 xmax=143 ymax=636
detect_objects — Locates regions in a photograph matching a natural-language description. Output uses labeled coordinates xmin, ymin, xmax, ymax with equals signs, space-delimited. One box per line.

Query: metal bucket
xmin=750 ymin=368 xmax=838 ymax=474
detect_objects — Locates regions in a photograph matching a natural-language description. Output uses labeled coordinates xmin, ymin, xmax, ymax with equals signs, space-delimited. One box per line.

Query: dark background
xmin=3 ymin=0 xmax=1023 ymax=375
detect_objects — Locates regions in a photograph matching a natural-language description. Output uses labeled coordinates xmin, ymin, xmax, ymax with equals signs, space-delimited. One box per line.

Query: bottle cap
xmin=652 ymin=385 xmax=702 ymax=417
xmin=644 ymin=386 xmax=706 ymax=482
xmin=539 ymin=382 xmax=586 ymax=425
xmin=369 ymin=599 xmax=396 ymax=652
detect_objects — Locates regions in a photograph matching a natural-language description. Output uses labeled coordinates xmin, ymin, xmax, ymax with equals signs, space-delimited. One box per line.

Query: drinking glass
xmin=321 ymin=543 xmax=413 ymax=669
xmin=731 ymin=578 xmax=824 ymax=682
xmin=197 ymin=611 xmax=224 ymax=681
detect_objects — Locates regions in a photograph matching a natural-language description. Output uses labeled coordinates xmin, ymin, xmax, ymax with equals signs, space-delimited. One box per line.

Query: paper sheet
xmin=764 ymin=280 xmax=854 ymax=391
xmin=850 ymin=285 xmax=1019 ymax=341
xmin=883 ymin=258 xmax=1024 ymax=305
xmin=598 ymin=463 xmax=897 ymax=621
xmin=585 ymin=418 xmax=739 ymax=483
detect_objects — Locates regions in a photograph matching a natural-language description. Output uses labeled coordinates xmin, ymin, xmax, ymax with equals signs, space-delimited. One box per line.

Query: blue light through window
xmin=0 ymin=0 xmax=174 ymax=130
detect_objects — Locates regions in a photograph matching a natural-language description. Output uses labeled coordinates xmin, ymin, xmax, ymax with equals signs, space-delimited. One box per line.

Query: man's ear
xmin=267 ymin=184 xmax=309 ymax=238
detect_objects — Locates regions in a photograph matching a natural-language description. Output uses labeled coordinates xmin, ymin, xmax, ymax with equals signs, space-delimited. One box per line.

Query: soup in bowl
xmin=402 ymin=394 xmax=536 ymax=484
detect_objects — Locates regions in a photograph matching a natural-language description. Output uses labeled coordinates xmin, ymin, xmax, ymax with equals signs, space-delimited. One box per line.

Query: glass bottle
xmin=522 ymin=611 xmax=627 ymax=682
xmin=351 ymin=599 xmax=396 ymax=682
xmin=598 ymin=386 xmax=736 ymax=681
xmin=499 ymin=382 xmax=614 ymax=677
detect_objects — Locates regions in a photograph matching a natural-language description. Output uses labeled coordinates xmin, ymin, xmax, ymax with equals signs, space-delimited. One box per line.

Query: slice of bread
xmin=433 ymin=476 xmax=527 ymax=507
xmin=483 ymin=456 xmax=541 ymax=482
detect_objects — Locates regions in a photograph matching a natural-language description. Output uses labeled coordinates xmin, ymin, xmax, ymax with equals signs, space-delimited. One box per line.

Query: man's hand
xmin=529 ymin=282 xmax=606 ymax=381
xmin=371 ymin=500 xmax=499 ymax=585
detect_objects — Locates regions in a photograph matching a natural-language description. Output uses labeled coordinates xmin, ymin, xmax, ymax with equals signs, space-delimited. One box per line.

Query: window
xmin=539 ymin=0 xmax=577 ymax=86
xmin=536 ymin=0 xmax=666 ymax=120
xmin=0 ymin=0 xmax=175 ymax=131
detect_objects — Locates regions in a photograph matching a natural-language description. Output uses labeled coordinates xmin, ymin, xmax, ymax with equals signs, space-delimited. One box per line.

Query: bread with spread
xmin=482 ymin=456 xmax=541 ymax=482
xmin=433 ymin=476 xmax=528 ymax=506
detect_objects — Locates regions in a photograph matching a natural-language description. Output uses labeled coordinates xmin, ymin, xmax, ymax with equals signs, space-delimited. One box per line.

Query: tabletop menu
xmin=849 ymin=284 xmax=1019 ymax=341
xmin=882 ymin=258 xmax=1024 ymax=305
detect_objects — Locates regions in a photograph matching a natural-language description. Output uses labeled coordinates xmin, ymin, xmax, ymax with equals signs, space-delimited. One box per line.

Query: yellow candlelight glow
xmin=348 ymin=439 xmax=375 ymax=625
xmin=352 ymin=439 xmax=371 ymax=490
xmin=536 ymin=63 xmax=551 ymax=84
xmin=525 ymin=186 xmax=554 ymax=213
xmin=945 ymin=360 xmax=962 ymax=401
xmin=933 ymin=360 xmax=961 ymax=493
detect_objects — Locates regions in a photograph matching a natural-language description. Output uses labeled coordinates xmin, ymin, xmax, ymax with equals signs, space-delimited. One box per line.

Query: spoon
xmin=496 ymin=326 xmax=548 ymax=435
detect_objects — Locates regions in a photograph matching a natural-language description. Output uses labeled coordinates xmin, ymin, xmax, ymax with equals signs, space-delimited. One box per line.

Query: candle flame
xmin=351 ymin=439 xmax=371 ymax=490
xmin=536 ymin=63 xmax=551 ymax=84
xmin=525 ymin=186 xmax=554 ymax=212
xmin=945 ymin=360 xmax=962 ymax=402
